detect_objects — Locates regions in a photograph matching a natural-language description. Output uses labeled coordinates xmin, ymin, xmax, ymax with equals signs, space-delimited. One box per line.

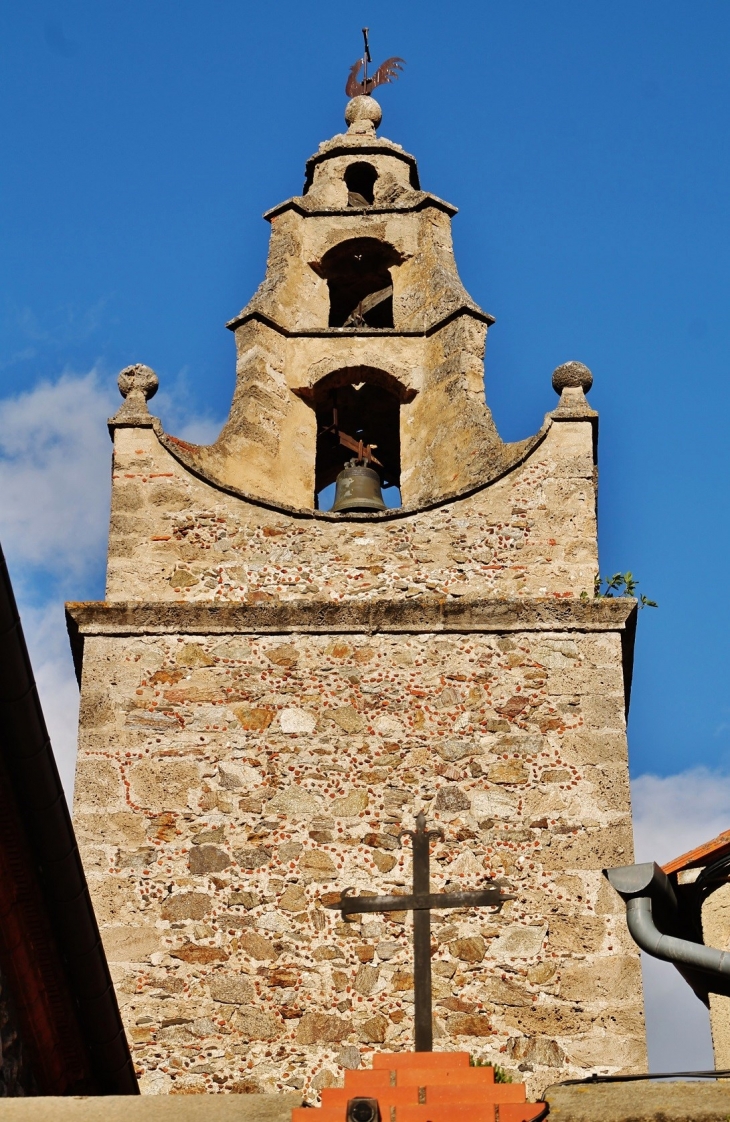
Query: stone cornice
xmin=66 ymin=596 xmax=638 ymax=712
xmin=225 ymin=304 xmax=494 ymax=335
xmin=263 ymin=193 xmax=457 ymax=222
xmin=66 ymin=597 xmax=636 ymax=638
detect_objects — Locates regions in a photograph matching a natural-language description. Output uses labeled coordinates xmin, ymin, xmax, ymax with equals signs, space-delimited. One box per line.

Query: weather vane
xmin=345 ymin=28 xmax=405 ymax=98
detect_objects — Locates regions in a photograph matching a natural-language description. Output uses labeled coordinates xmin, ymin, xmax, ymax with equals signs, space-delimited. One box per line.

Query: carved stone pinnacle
xmin=345 ymin=95 xmax=382 ymax=134
xmin=551 ymin=361 xmax=593 ymax=395
xmin=109 ymin=364 xmax=159 ymax=430
xmin=118 ymin=364 xmax=159 ymax=402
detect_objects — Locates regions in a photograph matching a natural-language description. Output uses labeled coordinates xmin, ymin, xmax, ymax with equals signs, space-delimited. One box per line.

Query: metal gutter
xmin=0 ymin=545 xmax=138 ymax=1094
xmin=604 ymin=862 xmax=730 ymax=1002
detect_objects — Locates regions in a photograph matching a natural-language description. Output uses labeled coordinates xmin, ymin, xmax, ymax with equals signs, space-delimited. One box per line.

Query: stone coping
xmin=262 ymin=192 xmax=458 ymax=222
xmin=149 ymin=422 xmax=548 ymax=523
xmin=545 ymin=1080 xmax=730 ymax=1121
xmin=224 ymin=304 xmax=494 ymax=338
xmin=66 ymin=597 xmax=637 ymax=638
xmin=0 ymin=1093 xmax=301 ymax=1122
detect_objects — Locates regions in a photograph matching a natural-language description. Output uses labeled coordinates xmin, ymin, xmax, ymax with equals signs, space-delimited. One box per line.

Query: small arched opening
xmin=314 ymin=238 xmax=403 ymax=328
xmin=344 ymin=162 xmax=378 ymax=206
xmin=304 ymin=367 xmax=414 ymax=510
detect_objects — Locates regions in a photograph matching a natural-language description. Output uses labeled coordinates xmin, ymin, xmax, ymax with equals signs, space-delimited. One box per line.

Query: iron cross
xmin=325 ymin=811 xmax=514 ymax=1051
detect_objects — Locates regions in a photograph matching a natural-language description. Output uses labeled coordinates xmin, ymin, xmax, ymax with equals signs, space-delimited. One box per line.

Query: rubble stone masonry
xmin=70 ymin=94 xmax=646 ymax=1098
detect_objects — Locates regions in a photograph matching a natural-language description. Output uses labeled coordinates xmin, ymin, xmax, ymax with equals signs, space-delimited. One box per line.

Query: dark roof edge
xmin=620 ymin=600 xmax=639 ymax=720
xmin=263 ymin=193 xmax=457 ymax=222
xmin=225 ymin=304 xmax=495 ymax=335
xmin=0 ymin=546 xmax=138 ymax=1095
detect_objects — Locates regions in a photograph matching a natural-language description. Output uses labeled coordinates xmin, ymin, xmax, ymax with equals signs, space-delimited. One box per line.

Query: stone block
xmin=279 ymin=706 xmax=317 ymax=734
xmin=507 ymin=1035 xmax=564 ymax=1066
xmin=189 ymin=845 xmax=231 ymax=874
xmin=448 ymin=1012 xmax=493 ymax=1037
xmin=175 ymin=643 xmax=215 ymax=667
xmin=268 ymin=785 xmax=323 ymax=819
xmin=233 ymin=1009 xmax=282 ymax=1041
xmin=450 ymin=936 xmax=486 ymax=963
xmin=128 ymin=760 xmax=200 ymax=812
xmin=329 ymin=706 xmax=365 ymax=733
xmin=488 ymin=761 xmax=530 ymax=785
xmin=559 ymin=955 xmax=640 ymax=1002
xmin=299 ymin=850 xmax=337 ymax=880
xmin=102 ymin=925 xmax=160 ymax=963
xmin=354 ymin=965 xmax=379 ymax=995
xmin=74 ymin=759 xmax=123 ymax=809
xmin=433 ymin=785 xmax=471 ymax=814
xmin=239 ymin=933 xmax=278 ymax=960
xmin=160 ymin=892 xmax=212 ymax=921
xmin=542 ymin=1080 xmax=730 ymax=1121
xmin=296 ymin=1012 xmax=352 ymax=1045
xmin=358 ymin=1013 xmax=389 ymax=1043
xmin=232 ymin=706 xmax=275 ymax=730
xmin=209 ymin=976 xmax=255 ymax=1004
xmin=331 ymin=790 xmax=368 ymax=817
xmin=490 ymin=925 xmax=547 ymax=959
xmin=547 ymin=915 xmax=606 ymax=955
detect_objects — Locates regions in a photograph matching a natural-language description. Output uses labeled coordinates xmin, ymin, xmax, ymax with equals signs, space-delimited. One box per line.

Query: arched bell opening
xmin=303 ymin=368 xmax=412 ymax=511
xmin=344 ymin=162 xmax=378 ymax=206
xmin=313 ymin=238 xmax=404 ymax=329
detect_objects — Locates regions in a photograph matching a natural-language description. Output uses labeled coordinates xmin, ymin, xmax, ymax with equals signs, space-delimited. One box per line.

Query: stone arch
xmin=307 ymin=366 xmax=410 ymax=505
xmin=313 ymin=238 xmax=404 ymax=328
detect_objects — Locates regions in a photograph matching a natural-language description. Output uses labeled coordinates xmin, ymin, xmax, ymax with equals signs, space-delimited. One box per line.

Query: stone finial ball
xmin=345 ymin=95 xmax=382 ymax=130
xmin=118 ymin=364 xmax=159 ymax=400
xmin=551 ymin=361 xmax=593 ymax=395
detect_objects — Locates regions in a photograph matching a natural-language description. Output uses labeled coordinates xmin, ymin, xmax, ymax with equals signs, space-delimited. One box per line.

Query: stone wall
xmin=73 ymin=95 xmax=643 ymax=1100
xmin=702 ymin=883 xmax=730 ymax=1066
xmin=105 ymin=414 xmax=596 ymax=606
xmin=71 ymin=607 xmax=644 ymax=1100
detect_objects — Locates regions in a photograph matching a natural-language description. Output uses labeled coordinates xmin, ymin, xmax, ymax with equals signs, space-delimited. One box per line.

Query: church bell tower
xmin=69 ymin=81 xmax=646 ymax=1097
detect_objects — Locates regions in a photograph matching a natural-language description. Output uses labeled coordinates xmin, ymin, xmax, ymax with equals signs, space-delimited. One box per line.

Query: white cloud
xmin=632 ymin=768 xmax=730 ymax=866
xmin=0 ymin=368 xmax=224 ymax=584
xmin=0 ymin=371 xmax=116 ymax=579
xmin=0 ymin=369 xmax=225 ymax=801
xmin=630 ymin=768 xmax=730 ymax=1072
xmin=18 ymin=598 xmax=80 ymax=798
xmin=641 ymin=952 xmax=714 ymax=1072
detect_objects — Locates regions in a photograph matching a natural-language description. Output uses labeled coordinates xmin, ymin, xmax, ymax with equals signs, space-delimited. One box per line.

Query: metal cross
xmin=325 ymin=811 xmax=514 ymax=1051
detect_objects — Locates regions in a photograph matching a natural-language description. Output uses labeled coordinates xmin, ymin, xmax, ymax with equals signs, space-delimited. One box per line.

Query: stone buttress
xmin=68 ymin=94 xmax=646 ymax=1098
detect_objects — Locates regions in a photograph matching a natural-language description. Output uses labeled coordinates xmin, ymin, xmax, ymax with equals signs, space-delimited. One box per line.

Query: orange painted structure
xmin=292 ymin=1052 xmax=546 ymax=1122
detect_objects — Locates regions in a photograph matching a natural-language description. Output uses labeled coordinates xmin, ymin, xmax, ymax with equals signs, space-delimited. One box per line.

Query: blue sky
xmin=3 ymin=0 xmax=730 ymax=1069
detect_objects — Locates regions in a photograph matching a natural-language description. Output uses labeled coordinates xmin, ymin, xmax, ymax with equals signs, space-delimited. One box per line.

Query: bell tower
xmin=69 ymin=84 xmax=646 ymax=1098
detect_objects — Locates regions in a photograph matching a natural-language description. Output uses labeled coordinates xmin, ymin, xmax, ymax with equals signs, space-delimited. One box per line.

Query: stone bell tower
xmin=68 ymin=91 xmax=646 ymax=1098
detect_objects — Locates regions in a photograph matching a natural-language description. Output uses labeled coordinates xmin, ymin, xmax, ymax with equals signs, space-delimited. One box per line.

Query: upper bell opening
xmin=344 ymin=162 xmax=378 ymax=206
xmin=315 ymin=237 xmax=403 ymax=328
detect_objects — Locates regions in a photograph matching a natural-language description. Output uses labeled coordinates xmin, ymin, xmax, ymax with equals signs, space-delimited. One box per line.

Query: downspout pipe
xmin=604 ymin=862 xmax=730 ymax=998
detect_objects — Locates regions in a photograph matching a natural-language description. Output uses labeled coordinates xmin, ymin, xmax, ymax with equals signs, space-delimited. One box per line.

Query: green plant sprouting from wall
xmin=587 ymin=571 xmax=657 ymax=608
xmin=469 ymin=1056 xmax=513 ymax=1082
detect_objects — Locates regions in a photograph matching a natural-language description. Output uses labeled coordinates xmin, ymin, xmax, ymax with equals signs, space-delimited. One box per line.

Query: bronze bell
xmin=331 ymin=458 xmax=386 ymax=513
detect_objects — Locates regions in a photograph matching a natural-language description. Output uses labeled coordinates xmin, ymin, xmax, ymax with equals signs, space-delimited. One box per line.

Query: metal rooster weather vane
xmin=346 ymin=28 xmax=405 ymax=98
